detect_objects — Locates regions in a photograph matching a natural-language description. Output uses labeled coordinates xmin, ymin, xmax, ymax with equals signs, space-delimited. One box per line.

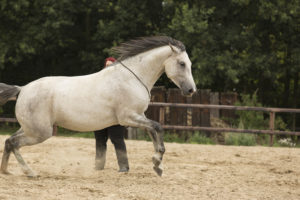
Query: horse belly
xmin=56 ymin=115 xmax=116 ymax=132
xmin=57 ymin=119 xmax=115 ymax=132
xmin=54 ymin=101 xmax=117 ymax=132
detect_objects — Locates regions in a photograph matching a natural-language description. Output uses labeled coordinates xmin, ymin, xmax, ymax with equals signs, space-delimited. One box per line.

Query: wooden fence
xmin=148 ymin=102 xmax=300 ymax=146
xmin=128 ymin=87 xmax=238 ymax=140
xmin=145 ymin=87 xmax=238 ymax=128
xmin=130 ymin=87 xmax=300 ymax=146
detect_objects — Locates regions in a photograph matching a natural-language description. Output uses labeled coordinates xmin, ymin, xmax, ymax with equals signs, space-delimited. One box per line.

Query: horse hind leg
xmin=1 ymin=127 xmax=52 ymax=177
xmin=1 ymin=128 xmax=23 ymax=174
xmin=1 ymin=129 xmax=36 ymax=176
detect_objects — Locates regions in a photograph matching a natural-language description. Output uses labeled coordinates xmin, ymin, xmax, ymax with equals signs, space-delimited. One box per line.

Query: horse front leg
xmin=146 ymin=126 xmax=165 ymax=176
xmin=119 ymin=113 xmax=165 ymax=176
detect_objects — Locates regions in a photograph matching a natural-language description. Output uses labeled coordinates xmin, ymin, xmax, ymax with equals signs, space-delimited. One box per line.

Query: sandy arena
xmin=0 ymin=135 xmax=299 ymax=200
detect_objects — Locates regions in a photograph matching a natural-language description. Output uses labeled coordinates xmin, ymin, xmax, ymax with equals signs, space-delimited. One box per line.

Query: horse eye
xmin=179 ymin=61 xmax=185 ymax=68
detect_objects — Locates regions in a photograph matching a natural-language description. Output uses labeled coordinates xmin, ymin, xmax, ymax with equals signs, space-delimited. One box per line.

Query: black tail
xmin=0 ymin=83 xmax=21 ymax=105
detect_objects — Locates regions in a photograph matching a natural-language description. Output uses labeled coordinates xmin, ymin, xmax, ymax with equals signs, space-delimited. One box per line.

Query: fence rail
xmin=0 ymin=117 xmax=17 ymax=123
xmin=149 ymin=102 xmax=300 ymax=113
xmin=1 ymin=102 xmax=299 ymax=146
xmin=149 ymin=102 xmax=300 ymax=146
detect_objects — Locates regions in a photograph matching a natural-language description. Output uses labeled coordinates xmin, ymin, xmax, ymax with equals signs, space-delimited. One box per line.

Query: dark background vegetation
xmin=0 ymin=0 xmax=299 ymax=128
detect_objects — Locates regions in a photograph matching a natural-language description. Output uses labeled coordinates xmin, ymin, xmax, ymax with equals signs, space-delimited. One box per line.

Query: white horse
xmin=0 ymin=36 xmax=196 ymax=177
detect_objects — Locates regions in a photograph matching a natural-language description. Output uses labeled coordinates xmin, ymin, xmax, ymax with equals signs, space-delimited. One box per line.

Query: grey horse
xmin=0 ymin=36 xmax=196 ymax=177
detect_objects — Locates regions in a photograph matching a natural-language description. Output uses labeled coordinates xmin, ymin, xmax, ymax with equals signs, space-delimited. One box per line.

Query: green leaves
xmin=0 ymin=0 xmax=298 ymax=110
xmin=170 ymin=4 xmax=212 ymax=34
xmin=167 ymin=0 xmax=299 ymax=110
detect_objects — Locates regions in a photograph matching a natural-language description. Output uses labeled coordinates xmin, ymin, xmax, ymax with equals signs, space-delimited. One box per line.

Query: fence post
xmin=53 ymin=126 xmax=57 ymax=136
xmin=269 ymin=111 xmax=275 ymax=146
xmin=127 ymin=127 xmax=138 ymax=140
xmin=159 ymin=107 xmax=165 ymax=125
xmin=210 ymin=92 xmax=220 ymax=118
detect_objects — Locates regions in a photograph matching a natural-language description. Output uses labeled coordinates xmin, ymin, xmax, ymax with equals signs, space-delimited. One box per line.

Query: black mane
xmin=113 ymin=36 xmax=186 ymax=60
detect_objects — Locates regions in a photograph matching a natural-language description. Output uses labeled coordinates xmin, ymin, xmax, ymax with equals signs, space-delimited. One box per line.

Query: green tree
xmin=0 ymin=0 xmax=102 ymax=84
xmin=167 ymin=0 xmax=300 ymax=110
xmin=0 ymin=0 xmax=164 ymax=84
xmin=0 ymin=0 xmax=299 ymax=127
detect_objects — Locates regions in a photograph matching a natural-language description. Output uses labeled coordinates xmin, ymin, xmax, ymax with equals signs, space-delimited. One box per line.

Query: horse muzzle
xmin=180 ymin=83 xmax=197 ymax=96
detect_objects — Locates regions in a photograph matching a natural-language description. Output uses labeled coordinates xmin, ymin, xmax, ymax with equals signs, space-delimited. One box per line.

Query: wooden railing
xmin=0 ymin=117 xmax=17 ymax=123
xmin=1 ymin=103 xmax=300 ymax=146
xmin=149 ymin=102 xmax=300 ymax=146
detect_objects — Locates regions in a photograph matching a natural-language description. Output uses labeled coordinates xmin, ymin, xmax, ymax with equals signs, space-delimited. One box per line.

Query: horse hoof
xmin=24 ymin=170 xmax=37 ymax=178
xmin=0 ymin=169 xmax=12 ymax=175
xmin=153 ymin=166 xmax=163 ymax=177
xmin=94 ymin=166 xmax=104 ymax=171
xmin=152 ymin=156 xmax=161 ymax=167
xmin=27 ymin=173 xmax=38 ymax=178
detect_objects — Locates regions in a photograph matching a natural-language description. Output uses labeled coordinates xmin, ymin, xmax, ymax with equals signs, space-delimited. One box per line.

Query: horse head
xmin=164 ymin=45 xmax=197 ymax=96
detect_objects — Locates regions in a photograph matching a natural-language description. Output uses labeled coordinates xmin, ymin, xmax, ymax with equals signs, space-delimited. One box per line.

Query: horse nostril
xmin=188 ymin=88 xmax=194 ymax=94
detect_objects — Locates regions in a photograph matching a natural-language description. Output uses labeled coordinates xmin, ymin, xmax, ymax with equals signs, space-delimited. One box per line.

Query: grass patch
xmin=188 ymin=132 xmax=216 ymax=144
xmin=224 ymin=132 xmax=256 ymax=146
xmin=0 ymin=125 xmax=20 ymax=135
xmin=135 ymin=129 xmax=215 ymax=144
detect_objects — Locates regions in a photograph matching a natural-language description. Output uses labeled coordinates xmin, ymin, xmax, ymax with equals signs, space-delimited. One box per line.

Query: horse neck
xmin=122 ymin=46 xmax=172 ymax=90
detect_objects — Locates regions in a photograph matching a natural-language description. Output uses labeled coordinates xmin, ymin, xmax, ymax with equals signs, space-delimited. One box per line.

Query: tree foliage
xmin=0 ymin=0 xmax=299 ymax=111
xmin=167 ymin=0 xmax=300 ymax=108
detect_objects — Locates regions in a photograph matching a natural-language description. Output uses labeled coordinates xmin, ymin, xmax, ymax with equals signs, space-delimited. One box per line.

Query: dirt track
xmin=0 ymin=135 xmax=299 ymax=200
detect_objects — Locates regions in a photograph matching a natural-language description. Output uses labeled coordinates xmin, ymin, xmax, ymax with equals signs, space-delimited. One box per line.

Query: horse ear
xmin=169 ymin=43 xmax=180 ymax=54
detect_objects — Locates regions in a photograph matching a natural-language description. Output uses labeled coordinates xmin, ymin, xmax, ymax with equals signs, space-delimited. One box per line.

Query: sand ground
xmin=0 ymin=135 xmax=299 ymax=200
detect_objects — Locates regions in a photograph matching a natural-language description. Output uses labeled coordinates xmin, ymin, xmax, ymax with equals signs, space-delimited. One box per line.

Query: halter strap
xmin=118 ymin=60 xmax=151 ymax=99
